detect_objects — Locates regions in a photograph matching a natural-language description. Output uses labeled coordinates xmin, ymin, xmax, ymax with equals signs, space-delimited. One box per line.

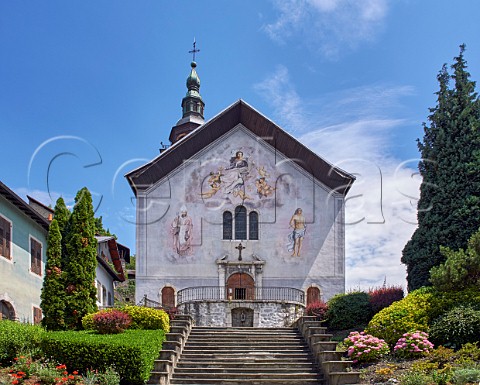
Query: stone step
xmin=173 ymin=367 xmax=319 ymax=374
xmin=170 ymin=372 xmax=323 ymax=381
xmin=184 ymin=342 xmax=310 ymax=349
xmin=176 ymin=355 xmax=315 ymax=363
xmin=175 ymin=361 xmax=317 ymax=369
xmin=179 ymin=351 xmax=314 ymax=359
xmin=169 ymin=379 xmax=324 ymax=385
xmin=187 ymin=334 xmax=303 ymax=339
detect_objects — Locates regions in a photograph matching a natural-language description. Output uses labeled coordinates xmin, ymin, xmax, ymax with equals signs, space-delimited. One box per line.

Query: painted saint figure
xmin=287 ymin=208 xmax=306 ymax=257
xmin=171 ymin=205 xmax=193 ymax=256
xmin=221 ymin=151 xmax=252 ymax=200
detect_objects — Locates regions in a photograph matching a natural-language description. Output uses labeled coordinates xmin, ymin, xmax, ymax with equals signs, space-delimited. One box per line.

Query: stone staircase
xmin=149 ymin=315 xmax=360 ymax=385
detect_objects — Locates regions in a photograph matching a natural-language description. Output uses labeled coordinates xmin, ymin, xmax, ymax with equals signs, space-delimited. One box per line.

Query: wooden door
xmin=161 ymin=287 xmax=175 ymax=309
xmin=227 ymin=273 xmax=255 ymax=300
xmin=306 ymin=286 xmax=321 ymax=305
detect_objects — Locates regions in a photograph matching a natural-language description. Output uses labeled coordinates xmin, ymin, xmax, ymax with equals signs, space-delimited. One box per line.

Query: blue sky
xmin=2 ymin=0 xmax=479 ymax=289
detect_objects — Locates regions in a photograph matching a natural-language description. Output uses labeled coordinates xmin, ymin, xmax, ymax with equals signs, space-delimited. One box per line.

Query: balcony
xmin=177 ymin=286 xmax=305 ymax=305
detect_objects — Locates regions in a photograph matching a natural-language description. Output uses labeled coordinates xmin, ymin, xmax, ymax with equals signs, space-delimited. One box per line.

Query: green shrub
xmin=366 ymin=288 xmax=433 ymax=346
xmin=451 ymin=368 xmax=480 ymax=385
xmin=92 ymin=310 xmax=132 ymax=334
xmin=0 ymin=321 xmax=45 ymax=365
xmin=456 ymin=342 xmax=480 ymax=365
xmin=326 ymin=292 xmax=372 ymax=330
xmin=399 ymin=371 xmax=430 ymax=385
xmin=82 ymin=312 xmax=96 ymax=330
xmin=120 ymin=306 xmax=170 ymax=333
xmin=430 ymin=306 xmax=480 ymax=350
xmin=40 ymin=329 xmax=165 ymax=385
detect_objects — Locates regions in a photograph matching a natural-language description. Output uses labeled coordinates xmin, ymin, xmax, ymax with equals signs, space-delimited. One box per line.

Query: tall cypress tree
xmin=63 ymin=187 xmax=98 ymax=329
xmin=402 ymin=45 xmax=480 ymax=291
xmin=40 ymin=219 xmax=66 ymax=330
xmin=53 ymin=197 xmax=71 ymax=262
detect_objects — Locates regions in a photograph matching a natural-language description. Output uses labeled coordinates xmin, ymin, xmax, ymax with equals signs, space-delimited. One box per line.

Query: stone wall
xmin=179 ymin=300 xmax=305 ymax=327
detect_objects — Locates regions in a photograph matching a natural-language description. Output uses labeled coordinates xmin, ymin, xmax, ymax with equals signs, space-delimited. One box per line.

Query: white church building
xmin=126 ymin=61 xmax=355 ymax=327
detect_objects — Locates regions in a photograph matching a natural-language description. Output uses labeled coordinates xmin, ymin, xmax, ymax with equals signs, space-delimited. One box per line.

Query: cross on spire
xmin=235 ymin=242 xmax=246 ymax=261
xmin=189 ymin=38 xmax=200 ymax=62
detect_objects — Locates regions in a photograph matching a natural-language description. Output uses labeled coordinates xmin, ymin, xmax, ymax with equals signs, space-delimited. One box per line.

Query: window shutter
xmin=33 ymin=307 xmax=42 ymax=325
xmin=31 ymin=238 xmax=42 ymax=275
xmin=0 ymin=217 xmax=10 ymax=259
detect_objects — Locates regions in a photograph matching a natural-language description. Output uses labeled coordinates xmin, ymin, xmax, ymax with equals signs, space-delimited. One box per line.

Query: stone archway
xmin=0 ymin=300 xmax=15 ymax=321
xmin=227 ymin=272 xmax=255 ymax=300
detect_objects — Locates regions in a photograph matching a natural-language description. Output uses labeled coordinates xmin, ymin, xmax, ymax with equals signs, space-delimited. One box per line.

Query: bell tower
xmin=169 ymin=60 xmax=205 ymax=144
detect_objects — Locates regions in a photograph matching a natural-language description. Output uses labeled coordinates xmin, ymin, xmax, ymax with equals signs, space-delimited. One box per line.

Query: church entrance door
xmin=226 ymin=273 xmax=255 ymax=300
xmin=231 ymin=308 xmax=254 ymax=327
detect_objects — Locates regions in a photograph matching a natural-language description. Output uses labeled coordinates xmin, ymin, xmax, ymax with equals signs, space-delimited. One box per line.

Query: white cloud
xmin=264 ymin=0 xmax=389 ymax=58
xmin=255 ymin=65 xmax=420 ymax=290
xmin=253 ymin=65 xmax=307 ymax=133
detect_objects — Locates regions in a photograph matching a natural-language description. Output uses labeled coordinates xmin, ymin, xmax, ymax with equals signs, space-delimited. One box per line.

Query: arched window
xmin=249 ymin=212 xmax=258 ymax=240
xmin=0 ymin=300 xmax=15 ymax=321
xmin=234 ymin=206 xmax=247 ymax=240
xmin=223 ymin=207 xmax=259 ymax=241
xmin=223 ymin=211 xmax=233 ymax=240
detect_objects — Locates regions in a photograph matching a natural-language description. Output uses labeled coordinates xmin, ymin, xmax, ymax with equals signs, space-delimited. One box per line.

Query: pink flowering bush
xmin=393 ymin=331 xmax=434 ymax=358
xmin=343 ymin=331 xmax=390 ymax=363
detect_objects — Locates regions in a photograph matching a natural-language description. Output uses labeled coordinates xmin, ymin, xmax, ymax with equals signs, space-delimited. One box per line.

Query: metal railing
xmin=177 ymin=286 xmax=305 ymax=305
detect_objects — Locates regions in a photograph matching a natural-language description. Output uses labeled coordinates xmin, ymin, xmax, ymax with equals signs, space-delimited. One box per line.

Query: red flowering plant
xmin=54 ymin=365 xmax=81 ymax=385
xmin=92 ymin=309 xmax=132 ymax=334
xmin=305 ymin=301 xmax=328 ymax=321
xmin=8 ymin=355 xmax=34 ymax=384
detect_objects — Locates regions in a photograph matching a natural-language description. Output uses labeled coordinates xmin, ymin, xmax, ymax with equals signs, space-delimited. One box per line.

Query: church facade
xmin=126 ymin=62 xmax=355 ymax=327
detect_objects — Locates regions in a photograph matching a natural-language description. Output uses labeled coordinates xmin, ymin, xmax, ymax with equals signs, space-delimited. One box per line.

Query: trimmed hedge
xmin=120 ymin=306 xmax=170 ymax=333
xmin=0 ymin=321 xmax=45 ymax=365
xmin=82 ymin=306 xmax=170 ymax=333
xmin=327 ymin=292 xmax=372 ymax=330
xmin=40 ymin=329 xmax=165 ymax=385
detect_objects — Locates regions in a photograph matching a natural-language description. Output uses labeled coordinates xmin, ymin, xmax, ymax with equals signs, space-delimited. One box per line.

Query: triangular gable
xmin=126 ymin=100 xmax=355 ymax=196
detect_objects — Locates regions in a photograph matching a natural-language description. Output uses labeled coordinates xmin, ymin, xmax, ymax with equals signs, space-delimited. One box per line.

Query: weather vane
xmin=189 ymin=38 xmax=200 ymax=62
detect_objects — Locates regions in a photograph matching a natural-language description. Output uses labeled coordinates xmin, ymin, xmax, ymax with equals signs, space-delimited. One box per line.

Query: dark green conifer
xmin=40 ymin=219 xmax=65 ymax=330
xmin=402 ymin=45 xmax=480 ymax=290
xmin=53 ymin=196 xmax=71 ymax=263
xmin=63 ymin=187 xmax=98 ymax=329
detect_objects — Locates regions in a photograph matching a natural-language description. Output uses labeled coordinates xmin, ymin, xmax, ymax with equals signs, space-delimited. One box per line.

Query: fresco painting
xmin=287 ymin=208 xmax=306 ymax=257
xmin=170 ymin=205 xmax=193 ymax=257
xmin=199 ymin=150 xmax=276 ymax=206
